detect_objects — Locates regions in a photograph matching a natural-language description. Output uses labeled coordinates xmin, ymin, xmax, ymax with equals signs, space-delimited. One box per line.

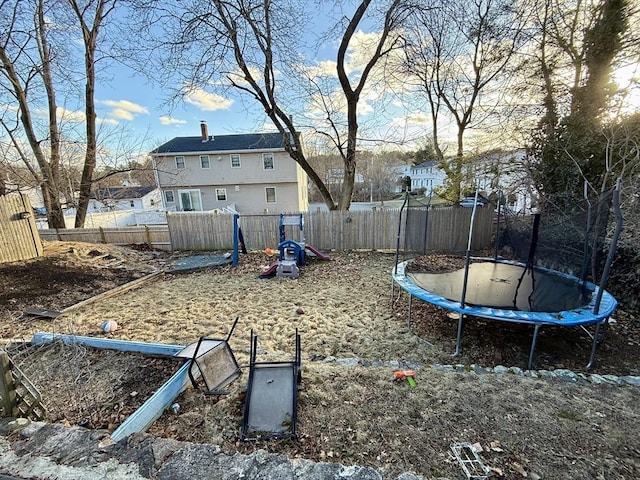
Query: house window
xmin=200 ymin=155 xmax=210 ymax=169
xmin=178 ymin=189 xmax=202 ymax=211
xmin=265 ymin=187 xmax=276 ymax=203
xmin=230 ymin=154 xmax=241 ymax=168
xmin=175 ymin=156 xmax=185 ymax=169
xmin=165 ymin=190 xmax=175 ymax=203
xmin=216 ymin=188 xmax=227 ymax=201
xmin=263 ymin=153 xmax=274 ymax=170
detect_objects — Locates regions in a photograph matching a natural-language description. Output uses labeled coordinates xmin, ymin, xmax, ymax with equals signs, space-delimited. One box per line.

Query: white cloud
xmin=101 ymin=100 xmax=149 ymax=121
xmin=345 ymin=30 xmax=383 ymax=74
xmin=159 ymin=116 xmax=187 ymax=125
xmin=226 ymin=67 xmax=265 ymax=87
xmin=402 ymin=113 xmax=430 ymax=125
xmin=184 ymin=88 xmax=233 ymax=111
xmin=33 ymin=106 xmax=121 ymax=127
xmin=99 ymin=117 xmax=119 ymax=126
xmin=0 ymin=104 xmax=19 ymax=114
xmin=56 ymin=107 xmax=86 ymax=123
xmin=303 ymin=60 xmax=338 ymax=79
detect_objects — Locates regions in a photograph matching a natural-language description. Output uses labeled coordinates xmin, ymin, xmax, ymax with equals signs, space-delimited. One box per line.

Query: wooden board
xmin=23 ymin=308 xmax=62 ymax=319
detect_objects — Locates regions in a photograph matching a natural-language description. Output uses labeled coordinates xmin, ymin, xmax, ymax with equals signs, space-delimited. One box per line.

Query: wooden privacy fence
xmin=404 ymin=206 xmax=493 ymax=253
xmin=37 ymin=207 xmax=494 ymax=253
xmin=166 ymin=207 xmax=493 ymax=252
xmin=167 ymin=211 xmax=235 ymax=251
xmin=0 ymin=194 xmax=43 ymax=263
xmin=39 ymin=225 xmax=171 ymax=250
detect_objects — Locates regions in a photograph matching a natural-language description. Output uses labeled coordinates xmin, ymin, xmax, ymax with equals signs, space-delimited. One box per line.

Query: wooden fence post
xmin=0 ymin=352 xmax=18 ymax=418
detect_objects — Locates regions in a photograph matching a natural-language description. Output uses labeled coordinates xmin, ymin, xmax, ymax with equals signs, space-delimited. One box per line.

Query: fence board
xmin=39 ymin=225 xmax=171 ymax=250
xmin=0 ymin=194 xmax=43 ymax=263
xmin=167 ymin=212 xmax=235 ymax=251
xmin=36 ymin=206 xmax=494 ymax=254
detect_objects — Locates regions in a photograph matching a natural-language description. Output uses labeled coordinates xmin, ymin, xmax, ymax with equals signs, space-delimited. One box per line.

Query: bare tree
xmin=67 ymin=0 xmax=118 ymax=227
xmin=402 ymin=0 xmax=528 ymax=202
xmin=526 ymin=0 xmax=634 ymax=206
xmin=0 ymin=0 xmax=143 ymax=227
xmin=0 ymin=0 xmax=66 ymax=226
xmin=140 ymin=0 xmax=409 ymax=210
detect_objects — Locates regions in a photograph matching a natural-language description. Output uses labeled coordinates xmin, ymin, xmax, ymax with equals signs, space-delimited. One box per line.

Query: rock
xmin=554 ymin=369 xmax=579 ymax=382
xmin=336 ymin=358 xmax=359 ymax=367
xmin=296 ymin=307 xmax=304 ymax=315
xmin=395 ymin=473 xmax=425 ymax=480
xmin=0 ymin=418 xmax=30 ymax=434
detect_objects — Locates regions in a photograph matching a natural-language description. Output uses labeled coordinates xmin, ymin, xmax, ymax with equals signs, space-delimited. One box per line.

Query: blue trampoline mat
xmin=393 ymin=258 xmax=617 ymax=326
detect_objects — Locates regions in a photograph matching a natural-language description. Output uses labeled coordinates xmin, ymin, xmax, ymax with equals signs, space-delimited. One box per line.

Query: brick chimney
xmin=200 ymin=121 xmax=208 ymax=142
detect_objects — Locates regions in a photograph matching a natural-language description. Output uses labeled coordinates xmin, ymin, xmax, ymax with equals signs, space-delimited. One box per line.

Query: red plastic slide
xmin=259 ymin=262 xmax=279 ymax=278
xmin=305 ymin=245 xmax=330 ymax=261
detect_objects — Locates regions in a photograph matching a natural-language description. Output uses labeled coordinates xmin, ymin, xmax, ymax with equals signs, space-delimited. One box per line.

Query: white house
xmin=394 ymin=160 xmax=447 ymax=194
xmin=88 ymin=186 xmax=162 ymax=213
xmin=150 ymin=123 xmax=308 ymax=214
xmin=391 ymin=150 xmax=535 ymax=212
xmin=467 ymin=149 xmax=535 ymax=213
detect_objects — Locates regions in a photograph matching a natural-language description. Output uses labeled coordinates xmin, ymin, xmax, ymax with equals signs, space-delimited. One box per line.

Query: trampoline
xmin=393 ymin=258 xmax=618 ymax=369
xmin=392 ymin=180 xmax=623 ymax=370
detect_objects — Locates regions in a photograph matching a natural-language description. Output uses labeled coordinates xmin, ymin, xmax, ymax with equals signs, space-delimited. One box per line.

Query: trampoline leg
xmin=586 ymin=321 xmax=603 ymax=371
xmin=528 ymin=324 xmax=541 ymax=370
xmin=453 ymin=313 xmax=464 ymax=357
xmin=390 ymin=281 xmax=396 ymax=310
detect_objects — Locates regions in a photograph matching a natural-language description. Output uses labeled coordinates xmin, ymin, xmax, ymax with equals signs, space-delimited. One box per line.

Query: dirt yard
xmin=0 ymin=241 xmax=639 ymax=479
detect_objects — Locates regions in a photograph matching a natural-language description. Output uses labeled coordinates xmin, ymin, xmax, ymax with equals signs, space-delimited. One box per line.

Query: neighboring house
xmin=395 ymin=161 xmax=447 ymax=193
xmin=88 ymin=186 xmax=162 ymax=213
xmin=151 ymin=123 xmax=309 ymax=214
xmin=392 ymin=151 xmax=535 ymax=212
xmin=467 ymin=149 xmax=536 ymax=214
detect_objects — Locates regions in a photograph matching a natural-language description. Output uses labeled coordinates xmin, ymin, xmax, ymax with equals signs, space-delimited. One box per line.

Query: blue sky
xmin=82 ymin=3 xmax=432 ymax=157
xmin=94 ymin=68 xmax=272 ymax=149
xmin=51 ymin=2 xmax=640 ymax=161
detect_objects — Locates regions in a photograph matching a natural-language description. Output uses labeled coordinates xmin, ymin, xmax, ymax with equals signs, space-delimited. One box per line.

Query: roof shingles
xmin=152 ymin=132 xmax=287 ymax=154
xmin=91 ymin=186 xmax=155 ymax=200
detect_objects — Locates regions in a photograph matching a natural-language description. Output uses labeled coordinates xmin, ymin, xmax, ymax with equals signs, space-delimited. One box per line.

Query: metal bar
xmin=232 ymin=213 xmax=239 ymax=266
xmin=494 ymin=189 xmax=502 ymax=261
xmin=586 ymin=321 xmax=603 ymax=370
xmin=393 ymin=190 xmax=409 ymax=275
xmin=593 ymin=179 xmax=623 ymax=315
xmin=31 ymin=333 xmax=184 ymax=355
xmin=459 ymin=187 xmax=479 ymax=312
xmin=111 ymin=362 xmax=192 ymax=442
xmin=453 ymin=314 xmax=464 ymax=357
xmin=528 ymin=324 xmax=541 ymax=370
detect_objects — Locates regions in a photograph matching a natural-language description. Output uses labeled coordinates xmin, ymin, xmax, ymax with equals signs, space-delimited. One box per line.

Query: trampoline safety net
xmin=495 ymin=187 xmax=614 ymax=285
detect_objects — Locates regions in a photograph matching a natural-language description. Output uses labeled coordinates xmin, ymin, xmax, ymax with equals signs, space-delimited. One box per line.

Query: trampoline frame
xmin=392 ymin=180 xmax=623 ymax=370
xmin=393 ymin=258 xmax=617 ymax=369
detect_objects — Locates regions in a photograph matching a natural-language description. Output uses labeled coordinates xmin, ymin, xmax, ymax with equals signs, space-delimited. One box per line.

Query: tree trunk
xmin=72 ymin=0 xmax=104 ymax=228
xmin=0 ymin=31 xmax=65 ymax=228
